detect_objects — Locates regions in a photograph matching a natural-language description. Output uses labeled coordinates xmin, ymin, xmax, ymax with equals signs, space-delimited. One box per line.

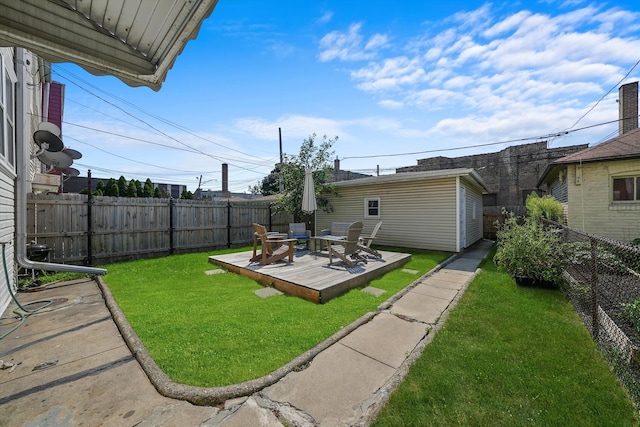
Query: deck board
xmin=209 ymin=249 xmax=411 ymax=303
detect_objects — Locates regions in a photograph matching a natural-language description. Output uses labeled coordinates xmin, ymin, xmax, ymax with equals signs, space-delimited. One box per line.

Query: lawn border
xmin=96 ymin=248 xmax=472 ymax=406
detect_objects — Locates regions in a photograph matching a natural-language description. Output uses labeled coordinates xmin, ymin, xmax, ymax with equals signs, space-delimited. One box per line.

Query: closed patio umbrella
xmin=301 ymin=168 xmax=317 ymax=235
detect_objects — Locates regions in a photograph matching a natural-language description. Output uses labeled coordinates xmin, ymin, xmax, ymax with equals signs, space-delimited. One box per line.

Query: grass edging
xmin=96 ymin=248 xmax=464 ymax=407
xmin=97 ymin=275 xmax=376 ymax=405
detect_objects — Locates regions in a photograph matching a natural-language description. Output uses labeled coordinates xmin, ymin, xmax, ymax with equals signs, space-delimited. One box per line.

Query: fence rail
xmin=27 ymin=193 xmax=293 ymax=265
xmin=544 ymin=220 xmax=640 ymax=405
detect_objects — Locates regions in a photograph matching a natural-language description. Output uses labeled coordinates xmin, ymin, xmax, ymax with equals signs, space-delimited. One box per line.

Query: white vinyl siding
xmin=463 ymin=179 xmax=483 ymax=246
xmin=0 ymin=170 xmax=14 ymax=314
xmin=0 ymin=48 xmax=16 ymax=314
xmin=318 ymin=177 xmax=460 ymax=252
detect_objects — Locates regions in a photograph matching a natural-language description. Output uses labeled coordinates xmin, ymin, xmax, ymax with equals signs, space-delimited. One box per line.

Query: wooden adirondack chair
xmin=327 ymin=221 xmax=368 ymax=268
xmin=358 ymin=221 xmax=382 ymax=258
xmin=251 ymin=223 xmax=295 ymax=266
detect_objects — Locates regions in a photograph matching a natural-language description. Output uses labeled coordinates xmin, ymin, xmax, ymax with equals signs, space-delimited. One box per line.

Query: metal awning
xmin=0 ymin=0 xmax=218 ymax=91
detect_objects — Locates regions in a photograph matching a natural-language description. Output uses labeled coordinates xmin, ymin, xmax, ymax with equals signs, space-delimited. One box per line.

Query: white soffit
xmin=0 ymin=0 xmax=218 ymax=91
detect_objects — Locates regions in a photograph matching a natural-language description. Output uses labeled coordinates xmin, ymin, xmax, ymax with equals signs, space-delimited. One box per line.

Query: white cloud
xmin=351 ymin=56 xmax=426 ymax=91
xmin=317 ymin=11 xmax=333 ymax=24
xmin=339 ymin=3 xmax=640 ymax=137
xmin=378 ymin=99 xmax=404 ymax=109
xmin=318 ymin=23 xmax=389 ymax=62
xmin=234 ymin=115 xmax=346 ymax=143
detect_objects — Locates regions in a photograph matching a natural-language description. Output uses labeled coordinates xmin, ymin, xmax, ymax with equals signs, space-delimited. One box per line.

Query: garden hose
xmin=1 ymin=243 xmax=53 ymax=340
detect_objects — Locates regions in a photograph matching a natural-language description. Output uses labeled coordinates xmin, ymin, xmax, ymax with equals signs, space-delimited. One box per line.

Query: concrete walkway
xmin=0 ymin=240 xmax=492 ymax=426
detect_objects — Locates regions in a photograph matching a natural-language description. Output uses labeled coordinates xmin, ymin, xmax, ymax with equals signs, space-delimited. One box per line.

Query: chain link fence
xmin=547 ymin=220 xmax=640 ymax=405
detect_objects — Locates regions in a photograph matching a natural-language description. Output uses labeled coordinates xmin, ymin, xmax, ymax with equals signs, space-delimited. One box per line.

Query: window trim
xmin=611 ymin=174 xmax=640 ymax=203
xmin=364 ymin=197 xmax=380 ymax=219
xmin=0 ymin=49 xmax=17 ymax=173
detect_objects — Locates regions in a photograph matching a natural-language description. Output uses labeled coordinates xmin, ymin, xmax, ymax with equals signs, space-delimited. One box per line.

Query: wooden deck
xmin=208 ymin=249 xmax=411 ymax=303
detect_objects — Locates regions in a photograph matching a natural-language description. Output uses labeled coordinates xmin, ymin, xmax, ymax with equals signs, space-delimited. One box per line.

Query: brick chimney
xmin=221 ymin=163 xmax=230 ymax=198
xmin=619 ymin=81 xmax=638 ymax=135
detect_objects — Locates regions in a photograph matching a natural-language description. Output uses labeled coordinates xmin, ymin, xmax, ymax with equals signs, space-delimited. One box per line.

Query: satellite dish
xmin=58 ymin=167 xmax=80 ymax=177
xmin=33 ymin=130 xmax=64 ymax=152
xmin=62 ymin=148 xmax=82 ymax=160
xmin=37 ymin=121 xmax=61 ymax=136
xmin=37 ymin=150 xmax=73 ymax=168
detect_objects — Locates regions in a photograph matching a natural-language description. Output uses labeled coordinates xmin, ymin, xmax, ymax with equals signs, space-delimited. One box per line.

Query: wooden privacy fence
xmin=26 ymin=193 xmax=293 ymax=265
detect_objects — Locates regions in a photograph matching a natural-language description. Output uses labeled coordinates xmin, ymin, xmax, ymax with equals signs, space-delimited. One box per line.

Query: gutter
xmin=15 ymin=48 xmax=105 ymax=275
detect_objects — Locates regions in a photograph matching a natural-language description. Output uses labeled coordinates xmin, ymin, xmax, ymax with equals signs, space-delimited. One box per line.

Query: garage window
xmin=365 ymin=197 xmax=380 ymax=218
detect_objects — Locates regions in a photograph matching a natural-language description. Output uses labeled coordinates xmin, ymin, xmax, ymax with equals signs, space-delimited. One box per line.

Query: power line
xmin=565 ymin=58 xmax=640 ymax=131
xmin=341 ymin=118 xmax=621 ymax=161
xmin=53 ymin=67 xmax=277 ymax=174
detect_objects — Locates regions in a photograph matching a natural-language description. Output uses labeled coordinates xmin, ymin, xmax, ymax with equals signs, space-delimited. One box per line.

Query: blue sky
xmin=54 ymin=0 xmax=640 ymax=193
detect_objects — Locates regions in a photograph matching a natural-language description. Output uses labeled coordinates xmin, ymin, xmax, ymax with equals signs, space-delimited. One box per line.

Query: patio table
xmin=310 ymin=235 xmax=346 ymax=252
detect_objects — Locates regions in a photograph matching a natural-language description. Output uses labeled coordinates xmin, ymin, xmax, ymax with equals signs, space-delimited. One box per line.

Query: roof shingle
xmin=555 ymin=127 xmax=640 ymax=164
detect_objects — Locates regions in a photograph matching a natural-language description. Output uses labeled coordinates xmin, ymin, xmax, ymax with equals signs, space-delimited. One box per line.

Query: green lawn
xmin=372 ymin=251 xmax=639 ymax=427
xmin=102 ymin=246 xmax=449 ymax=387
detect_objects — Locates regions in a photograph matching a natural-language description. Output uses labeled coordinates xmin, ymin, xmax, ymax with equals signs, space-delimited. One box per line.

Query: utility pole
xmin=279 ymin=127 xmax=284 ymax=191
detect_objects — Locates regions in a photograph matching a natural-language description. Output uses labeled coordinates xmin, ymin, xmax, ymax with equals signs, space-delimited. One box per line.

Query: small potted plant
xmin=493 ymin=210 xmax=566 ymax=287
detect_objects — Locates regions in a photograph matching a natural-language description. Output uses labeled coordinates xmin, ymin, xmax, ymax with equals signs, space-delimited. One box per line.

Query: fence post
xmin=227 ymin=201 xmax=232 ymax=248
xmin=86 ymin=171 xmax=94 ymax=266
xmin=169 ymin=198 xmax=175 ymax=255
xmin=269 ymin=204 xmax=273 ymax=231
xmin=590 ymin=236 xmax=599 ymax=340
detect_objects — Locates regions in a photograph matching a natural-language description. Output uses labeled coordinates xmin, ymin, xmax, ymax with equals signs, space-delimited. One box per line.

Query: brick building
xmin=397 ymin=141 xmax=588 ymax=208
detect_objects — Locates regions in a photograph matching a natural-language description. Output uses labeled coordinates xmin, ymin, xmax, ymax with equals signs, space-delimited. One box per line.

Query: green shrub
xmin=631 ymin=238 xmax=640 ymax=247
xmin=494 ymin=210 xmax=566 ymax=284
xmin=525 ymin=192 xmax=565 ymax=222
xmin=622 ymin=298 xmax=640 ymax=333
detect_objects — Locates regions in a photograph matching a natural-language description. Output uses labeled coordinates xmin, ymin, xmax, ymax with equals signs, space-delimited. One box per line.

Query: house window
xmin=0 ymin=51 xmax=17 ymax=170
xmin=364 ymin=197 xmax=380 ymax=218
xmin=612 ymin=176 xmax=640 ymax=202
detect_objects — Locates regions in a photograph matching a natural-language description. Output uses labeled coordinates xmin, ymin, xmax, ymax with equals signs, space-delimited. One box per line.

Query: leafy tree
xmin=271 ymin=133 xmax=337 ymax=222
xmin=181 ymin=190 xmax=194 ymax=199
xmin=105 ymin=178 xmax=120 ymax=197
xmin=252 ymin=165 xmax=282 ymax=195
xmin=142 ymin=178 xmax=154 ymax=198
xmin=126 ymin=180 xmax=138 ymax=197
xmin=95 ymin=180 xmax=106 ymax=196
xmin=134 ymin=179 xmax=143 ymax=197
xmin=117 ymin=176 xmax=127 ymax=197
xmin=153 ymin=187 xmax=163 ymax=198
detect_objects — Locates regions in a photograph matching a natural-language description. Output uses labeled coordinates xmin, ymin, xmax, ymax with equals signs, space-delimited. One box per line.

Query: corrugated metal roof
xmin=0 ymin=0 xmax=217 ymax=90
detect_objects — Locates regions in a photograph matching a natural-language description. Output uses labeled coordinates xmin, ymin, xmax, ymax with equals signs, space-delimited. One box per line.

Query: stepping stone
xmin=205 ymin=269 xmax=226 ymax=275
xmin=362 ymin=286 xmax=386 ymax=297
xmin=402 ymin=268 xmax=419 ymax=275
xmin=255 ymin=287 xmax=284 ymax=298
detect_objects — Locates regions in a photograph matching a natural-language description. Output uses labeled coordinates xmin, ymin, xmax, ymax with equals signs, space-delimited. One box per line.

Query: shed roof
xmin=332 ymin=168 xmax=489 ymax=193
xmin=0 ymin=0 xmax=217 ymax=91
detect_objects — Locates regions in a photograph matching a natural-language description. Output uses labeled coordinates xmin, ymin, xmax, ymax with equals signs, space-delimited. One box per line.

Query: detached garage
xmin=316 ymin=168 xmax=487 ymax=253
